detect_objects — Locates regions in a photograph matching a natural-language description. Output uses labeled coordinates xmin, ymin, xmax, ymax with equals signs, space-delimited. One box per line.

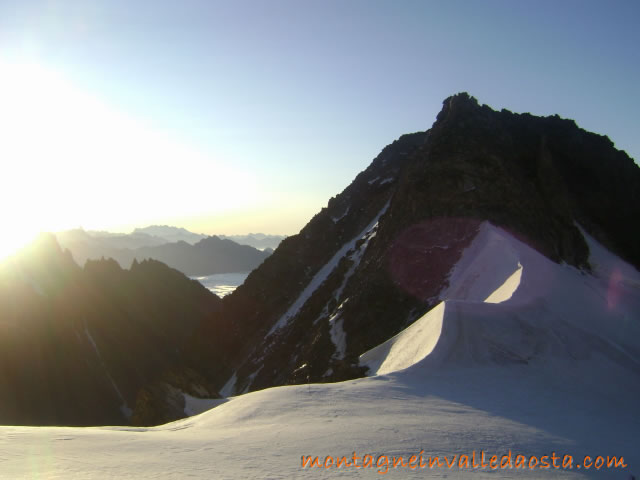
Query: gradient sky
xmin=0 ymin=0 xmax=638 ymax=256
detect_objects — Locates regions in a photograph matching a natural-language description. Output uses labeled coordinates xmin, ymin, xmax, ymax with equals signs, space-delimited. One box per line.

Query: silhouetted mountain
xmin=133 ymin=225 xmax=208 ymax=245
xmin=219 ymin=233 xmax=285 ymax=250
xmin=0 ymin=235 xmax=221 ymax=426
xmin=85 ymin=229 xmax=168 ymax=249
xmin=56 ymin=230 xmax=271 ymax=276
xmin=133 ymin=236 xmax=271 ymax=276
xmin=180 ymin=93 xmax=638 ymax=400
xmin=55 ymin=229 xmax=167 ymax=265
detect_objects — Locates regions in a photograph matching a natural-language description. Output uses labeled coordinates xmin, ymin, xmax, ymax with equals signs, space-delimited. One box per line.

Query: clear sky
xmin=0 ymin=0 xmax=638 ymax=257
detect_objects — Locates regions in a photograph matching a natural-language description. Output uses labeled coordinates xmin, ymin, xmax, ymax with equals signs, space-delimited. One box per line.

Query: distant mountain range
xmin=132 ymin=225 xmax=208 ymax=245
xmin=121 ymin=226 xmax=286 ymax=251
xmin=55 ymin=227 xmax=279 ymax=276
xmin=218 ymin=233 xmax=285 ymax=251
xmin=132 ymin=225 xmax=285 ymax=250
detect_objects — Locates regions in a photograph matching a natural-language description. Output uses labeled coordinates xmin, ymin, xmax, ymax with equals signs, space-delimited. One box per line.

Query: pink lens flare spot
xmin=607 ymin=269 xmax=623 ymax=310
xmin=387 ymin=218 xmax=481 ymax=301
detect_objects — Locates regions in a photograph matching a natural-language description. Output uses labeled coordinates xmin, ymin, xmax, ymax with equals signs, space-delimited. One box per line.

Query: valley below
xmin=192 ymin=272 xmax=249 ymax=298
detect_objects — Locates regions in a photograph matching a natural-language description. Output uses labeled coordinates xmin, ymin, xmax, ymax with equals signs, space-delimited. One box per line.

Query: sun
xmin=0 ymin=60 xmax=154 ymax=259
xmin=0 ymin=60 xmax=94 ymax=259
xmin=0 ymin=58 xmax=261 ymax=261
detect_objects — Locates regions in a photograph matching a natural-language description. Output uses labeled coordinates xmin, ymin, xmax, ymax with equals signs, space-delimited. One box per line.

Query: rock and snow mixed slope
xmin=1 ymin=225 xmax=638 ymax=479
xmin=204 ymin=93 xmax=640 ymax=398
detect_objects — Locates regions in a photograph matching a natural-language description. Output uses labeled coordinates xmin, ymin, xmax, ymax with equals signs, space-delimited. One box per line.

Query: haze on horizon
xmin=1 ymin=0 xmax=638 ymax=259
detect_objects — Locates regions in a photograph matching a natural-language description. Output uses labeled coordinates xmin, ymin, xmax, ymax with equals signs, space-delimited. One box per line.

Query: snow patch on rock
xmin=267 ymin=201 xmax=390 ymax=336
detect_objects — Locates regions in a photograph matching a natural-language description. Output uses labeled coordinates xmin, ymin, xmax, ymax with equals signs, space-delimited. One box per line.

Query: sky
xmin=0 ymin=0 xmax=638 ymax=258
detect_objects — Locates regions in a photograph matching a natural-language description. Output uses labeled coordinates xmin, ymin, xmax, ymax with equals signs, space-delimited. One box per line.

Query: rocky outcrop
xmin=130 ymin=367 xmax=220 ymax=427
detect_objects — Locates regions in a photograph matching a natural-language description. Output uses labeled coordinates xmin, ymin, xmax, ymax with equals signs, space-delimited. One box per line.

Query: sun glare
xmin=0 ymin=59 xmax=258 ymax=261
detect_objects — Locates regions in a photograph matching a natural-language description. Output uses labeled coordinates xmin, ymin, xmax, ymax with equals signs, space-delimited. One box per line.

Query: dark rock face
xmin=0 ymin=236 xmax=221 ymax=426
xmin=191 ymin=93 xmax=639 ymax=398
xmin=130 ymin=367 xmax=220 ymax=427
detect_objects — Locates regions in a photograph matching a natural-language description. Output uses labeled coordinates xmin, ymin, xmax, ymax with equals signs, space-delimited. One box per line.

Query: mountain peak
xmin=444 ymin=91 xmax=479 ymax=108
xmin=191 ymin=94 xmax=639 ymax=399
xmin=435 ymin=91 xmax=482 ymax=124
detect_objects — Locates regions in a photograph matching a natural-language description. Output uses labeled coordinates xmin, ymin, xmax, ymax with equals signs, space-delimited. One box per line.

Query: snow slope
xmin=1 ymin=223 xmax=638 ymax=479
xmin=1 ymin=364 xmax=637 ymax=479
xmin=361 ymin=222 xmax=640 ymax=376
